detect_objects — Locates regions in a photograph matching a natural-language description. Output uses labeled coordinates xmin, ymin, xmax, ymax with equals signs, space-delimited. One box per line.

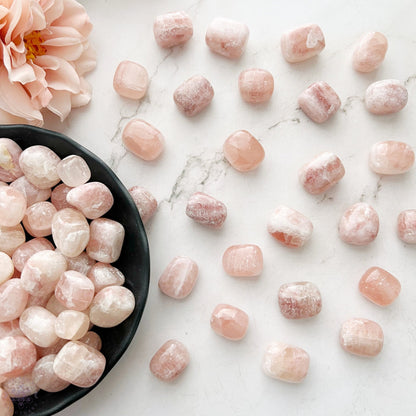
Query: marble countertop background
xmin=45 ymin=0 xmax=416 ymax=414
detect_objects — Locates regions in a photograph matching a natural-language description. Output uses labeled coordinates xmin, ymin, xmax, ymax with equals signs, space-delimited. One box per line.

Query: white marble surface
xmin=48 ymin=0 xmax=416 ymax=414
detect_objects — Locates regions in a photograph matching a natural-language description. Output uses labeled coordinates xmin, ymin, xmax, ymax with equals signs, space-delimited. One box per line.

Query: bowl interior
xmin=0 ymin=125 xmax=150 ymax=416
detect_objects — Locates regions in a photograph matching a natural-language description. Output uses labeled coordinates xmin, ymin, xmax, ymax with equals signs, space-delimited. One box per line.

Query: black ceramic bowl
xmin=0 ymin=125 xmax=150 ymax=416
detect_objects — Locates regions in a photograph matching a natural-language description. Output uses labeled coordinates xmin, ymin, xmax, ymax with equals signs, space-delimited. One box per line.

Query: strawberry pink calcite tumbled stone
xmin=222 ymin=244 xmax=263 ymax=277
xmin=158 ymin=256 xmax=198 ymax=299
xmin=397 ymin=210 xmax=416 ymax=244
xmin=55 ymin=310 xmax=90 ymax=340
xmin=0 ymin=252 xmax=13 ymax=284
xmin=0 ymin=319 xmax=23 ymax=339
xmin=0 ymin=387 xmax=14 ymax=416
xmin=51 ymin=183 xmax=73 ymax=211
xmin=149 ymin=339 xmax=190 ymax=382
xmin=46 ymin=295 xmax=67 ymax=317
xmin=186 ymin=192 xmax=227 ymax=229
xmin=352 ymin=32 xmax=388 ymax=73
xmin=0 ymin=336 xmax=37 ymax=378
xmin=238 ymin=68 xmax=274 ymax=104
xmin=61 ymin=251 xmax=96 ymax=275
xmin=32 ymin=354 xmax=70 ymax=393
xmin=12 ymin=237 xmax=54 ymax=272
xmin=210 ymin=304 xmax=249 ymax=340
xmin=0 ymin=224 xmax=26 ymax=256
xmin=2 ymin=373 xmax=39 ymax=398
xmin=369 ymin=141 xmax=414 ymax=175
xmin=78 ymin=331 xmax=102 ymax=351
xmin=36 ymin=337 xmax=68 ymax=359
xmin=0 ymin=138 xmax=23 ymax=182
xmin=128 ymin=186 xmax=158 ymax=224
xmin=365 ymin=79 xmax=408 ymax=115
xmin=23 ymin=201 xmax=57 ymax=237
xmin=87 ymin=263 xmax=125 ymax=292
xmin=262 ymin=342 xmax=309 ymax=383
xmin=0 ymin=186 xmax=26 ymax=227
xmin=10 ymin=176 xmax=51 ymax=206
xmin=153 ymin=11 xmax=193 ymax=49
xmin=56 ymin=155 xmax=91 ymax=187
xmin=0 ymin=279 xmax=28 ymax=323
xmin=113 ymin=60 xmax=149 ymax=100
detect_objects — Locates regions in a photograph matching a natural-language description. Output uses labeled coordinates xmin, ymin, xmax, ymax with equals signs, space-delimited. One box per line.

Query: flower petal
xmin=45 ymin=43 xmax=83 ymax=61
xmin=74 ymin=42 xmax=96 ymax=75
xmin=47 ymin=88 xmax=71 ymax=121
xmin=24 ymin=63 xmax=52 ymax=109
xmin=8 ymin=61 xmax=36 ymax=84
xmin=40 ymin=0 xmax=64 ymax=26
xmin=71 ymin=76 xmax=91 ymax=108
xmin=41 ymin=25 xmax=82 ymax=46
xmin=30 ymin=0 xmax=46 ymax=31
xmin=53 ymin=0 xmax=92 ymax=38
xmin=0 ymin=107 xmax=42 ymax=126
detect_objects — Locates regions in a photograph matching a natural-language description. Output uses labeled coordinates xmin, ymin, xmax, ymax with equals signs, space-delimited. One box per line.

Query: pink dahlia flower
xmin=0 ymin=0 xmax=96 ymax=126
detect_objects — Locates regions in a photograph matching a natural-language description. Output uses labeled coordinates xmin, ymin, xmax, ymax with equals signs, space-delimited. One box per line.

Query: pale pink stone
xmin=280 ymin=24 xmax=325 ymax=63
xmin=278 ymin=282 xmax=322 ymax=319
xmin=55 ymin=310 xmax=90 ymax=340
xmin=32 ymin=354 xmax=70 ymax=393
xmin=298 ymin=81 xmax=341 ymax=123
xmin=369 ymin=141 xmax=414 ymax=175
xmin=26 ymin=291 xmax=52 ymax=308
xmin=339 ymin=203 xmax=379 ymax=245
xmin=0 ymin=138 xmax=23 ymax=182
xmin=359 ymin=267 xmax=401 ymax=306
xmin=223 ymin=130 xmax=265 ymax=172
xmin=0 ymin=336 xmax=37 ymax=378
xmin=78 ymin=331 xmax=102 ymax=351
xmin=365 ymin=79 xmax=408 ymax=115
xmin=2 ymin=373 xmax=39 ymax=398
xmin=267 ymin=205 xmax=313 ymax=248
xmin=36 ymin=338 xmax=68 ymax=358
xmin=10 ymin=176 xmax=51 ymax=206
xmin=158 ymin=256 xmax=198 ymax=299
xmin=21 ymin=250 xmax=67 ymax=296
xmin=87 ymin=263 xmax=125 ymax=292
xmin=0 ymin=320 xmax=23 ymax=339
xmin=56 ymin=155 xmax=91 ymax=187
xmin=52 ymin=208 xmax=90 ymax=257
xmin=55 ymin=270 xmax=95 ymax=311
xmin=22 ymin=201 xmax=57 ymax=237
xmin=128 ymin=186 xmax=158 ymax=224
xmin=210 ymin=304 xmax=249 ymax=340
xmin=154 ymin=11 xmax=193 ymax=49
xmin=46 ymin=295 xmax=67 ymax=316
xmin=222 ymin=244 xmax=263 ymax=277
xmin=0 ymin=387 xmax=14 ymax=416
xmin=0 ymin=279 xmax=28 ymax=323
xmin=0 ymin=181 xmax=7 ymax=186
xmin=149 ymin=339 xmax=189 ymax=381
xmin=398 ymin=210 xmax=416 ymax=244
xmin=0 ymin=186 xmax=26 ymax=226
xmin=53 ymin=341 xmax=106 ymax=388
xmin=352 ymin=32 xmax=388 ymax=73
xmin=113 ymin=60 xmax=149 ymax=100
xmin=340 ymin=318 xmax=383 ymax=357
xmin=51 ymin=183 xmax=73 ymax=210
xmin=0 ymin=224 xmax=25 ymax=256
xmin=186 ymin=192 xmax=227 ymax=229
xmin=86 ymin=218 xmax=125 ymax=263
xmin=122 ymin=119 xmax=164 ymax=161
xmin=174 ymin=75 xmax=214 ymax=117
xmin=89 ymin=286 xmax=135 ymax=328
xmin=299 ymin=152 xmax=345 ymax=194
xmin=262 ymin=342 xmax=310 ymax=383
xmin=60 ymin=251 xmax=96 ymax=275
xmin=205 ymin=17 xmax=249 ymax=59
xmin=0 ymin=252 xmax=14 ymax=285
xmin=19 ymin=145 xmax=61 ymax=189
xmin=12 ymin=237 xmax=54 ymax=272
xmin=238 ymin=68 xmax=274 ymax=104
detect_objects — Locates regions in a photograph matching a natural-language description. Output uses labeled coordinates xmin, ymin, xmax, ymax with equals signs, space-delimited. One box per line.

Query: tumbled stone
xmin=0 ymin=279 xmax=28 ymax=322
xmin=78 ymin=331 xmax=102 ymax=351
xmin=369 ymin=140 xmax=414 ymax=175
xmin=32 ymin=354 xmax=70 ymax=393
xmin=0 ymin=387 xmax=14 ymax=416
xmin=46 ymin=294 xmax=67 ymax=316
xmin=0 ymin=252 xmax=14 ymax=285
xmin=36 ymin=338 xmax=68 ymax=358
xmin=0 ymin=336 xmax=37 ymax=378
xmin=10 ymin=176 xmax=51 ymax=206
xmin=57 ymin=155 xmax=91 ymax=187
xmin=0 ymin=186 xmax=26 ymax=227
xmin=53 ymin=341 xmax=106 ymax=388
xmin=26 ymin=291 xmax=52 ymax=308
xmin=278 ymin=282 xmax=322 ymax=319
xmin=352 ymin=32 xmax=388 ymax=73
xmin=0 ymin=319 xmax=23 ymax=339
xmin=262 ymin=342 xmax=309 ymax=383
xmin=149 ymin=339 xmax=189 ymax=382
xmin=0 ymin=224 xmax=25 ymax=256
xmin=223 ymin=130 xmax=265 ymax=172
xmin=281 ymin=24 xmax=325 ymax=63
xmin=113 ymin=60 xmax=149 ymax=100
xmin=158 ymin=256 xmax=198 ymax=299
xmin=210 ymin=304 xmax=249 ymax=340
xmin=267 ymin=205 xmax=313 ymax=248
xmin=12 ymin=237 xmax=54 ymax=272
xmin=122 ymin=119 xmax=164 ymax=161
xmin=299 ymin=152 xmax=345 ymax=194
xmin=339 ymin=318 xmax=383 ymax=357
xmin=365 ymin=79 xmax=408 ymax=115
xmin=338 ymin=202 xmax=379 ymax=245
xmin=23 ymin=201 xmax=57 ymax=237
xmin=174 ymin=75 xmax=214 ymax=117
xmin=222 ymin=244 xmax=263 ymax=277
xmin=398 ymin=210 xmax=416 ymax=244
xmin=298 ymin=81 xmax=341 ymax=123
xmin=60 ymin=251 xmax=96 ymax=275
xmin=153 ymin=11 xmax=193 ymax=48
xmin=238 ymin=68 xmax=274 ymax=104
xmin=186 ymin=192 xmax=227 ymax=229
xmin=55 ymin=310 xmax=90 ymax=340
xmin=0 ymin=138 xmax=23 ymax=182
xmin=128 ymin=186 xmax=158 ymax=224
xmin=2 ymin=373 xmax=39 ymax=398
xmin=87 ymin=263 xmax=125 ymax=292
xmin=51 ymin=183 xmax=73 ymax=210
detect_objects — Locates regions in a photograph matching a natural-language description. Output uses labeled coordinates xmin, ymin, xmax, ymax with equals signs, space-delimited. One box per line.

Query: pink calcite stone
xmin=87 ymin=263 xmax=125 ymax=292
xmin=153 ymin=11 xmax=193 ymax=48
xmin=0 ymin=319 xmax=23 ymax=338
xmin=0 ymin=387 xmax=14 ymax=416
xmin=149 ymin=339 xmax=189 ymax=381
xmin=55 ymin=310 xmax=90 ymax=340
xmin=56 ymin=155 xmax=91 ymax=187
xmin=2 ymin=373 xmax=39 ymax=398
xmin=369 ymin=141 xmax=414 ymax=175
xmin=26 ymin=291 xmax=52 ymax=308
xmin=340 ymin=318 xmax=383 ymax=357
xmin=205 ymin=17 xmax=249 ymax=59
xmin=78 ymin=331 xmax=102 ymax=351
xmin=12 ymin=237 xmax=54 ymax=272
xmin=222 ymin=244 xmax=263 ymax=277
xmin=352 ymin=32 xmax=388 ymax=73
xmin=299 ymin=152 xmax=345 ymax=194
xmin=210 ymin=304 xmax=249 ymax=340
xmin=128 ymin=186 xmax=158 ymax=224
xmin=278 ymin=282 xmax=322 ymax=319
xmin=0 ymin=224 xmax=26 ymax=256
xmin=0 ymin=252 xmax=14 ymax=284
xmin=359 ymin=267 xmax=401 ymax=306
xmin=32 ymin=354 xmax=71 ymax=393
xmin=267 ymin=205 xmax=313 ymax=248
xmin=53 ymin=341 xmax=106 ymax=388
xmin=113 ymin=60 xmax=149 ymax=100
xmin=365 ymin=79 xmax=408 ymax=115
xmin=0 ymin=279 xmax=28 ymax=323
xmin=238 ymin=68 xmax=274 ymax=104
xmin=46 ymin=295 xmax=67 ymax=316
xmin=158 ymin=256 xmax=198 ymax=299
xmin=23 ymin=201 xmax=57 ymax=237
xmin=0 ymin=336 xmax=37 ymax=378
xmin=262 ymin=342 xmax=309 ymax=383
xmin=36 ymin=337 xmax=68 ymax=358
xmin=0 ymin=186 xmax=26 ymax=227
xmin=186 ymin=192 xmax=227 ymax=229
xmin=338 ymin=202 xmax=379 ymax=246
xmin=223 ymin=130 xmax=265 ymax=172
xmin=61 ymin=251 xmax=96 ymax=275
xmin=281 ymin=24 xmax=325 ymax=63
xmin=51 ymin=183 xmax=73 ymax=210
xmin=0 ymin=139 xmax=23 ymax=182
xmin=122 ymin=119 xmax=164 ymax=161
xmin=398 ymin=210 xmax=416 ymax=244
xmin=174 ymin=75 xmax=214 ymax=117
xmin=298 ymin=81 xmax=341 ymax=123
xmin=10 ymin=176 xmax=51 ymax=206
